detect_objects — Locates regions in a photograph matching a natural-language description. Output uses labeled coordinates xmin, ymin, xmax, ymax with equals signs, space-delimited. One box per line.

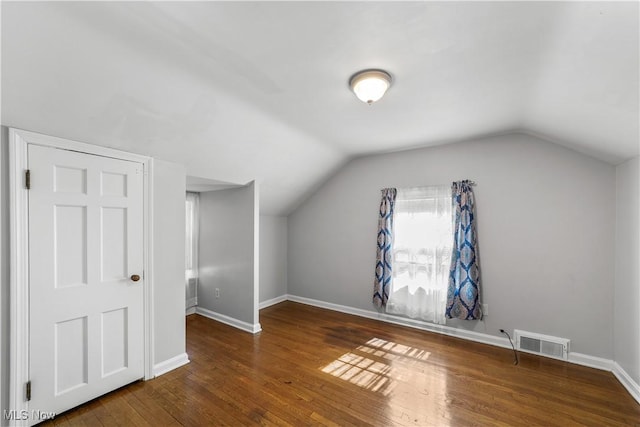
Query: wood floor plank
xmin=41 ymin=301 xmax=639 ymax=426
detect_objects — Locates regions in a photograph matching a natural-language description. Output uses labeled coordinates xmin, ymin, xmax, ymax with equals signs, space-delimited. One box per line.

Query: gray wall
xmin=152 ymin=159 xmax=187 ymax=365
xmin=199 ymin=183 xmax=258 ymax=326
xmin=614 ymin=156 xmax=639 ymax=383
xmin=259 ymin=215 xmax=288 ymax=303
xmin=288 ymin=133 xmax=616 ymax=358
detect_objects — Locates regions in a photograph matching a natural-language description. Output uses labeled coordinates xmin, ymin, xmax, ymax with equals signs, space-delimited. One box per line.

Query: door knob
xmin=130 ymin=274 xmax=141 ymax=282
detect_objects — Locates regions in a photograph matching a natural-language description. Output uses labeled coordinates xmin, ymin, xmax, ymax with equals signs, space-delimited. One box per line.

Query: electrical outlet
xmin=215 ymin=288 xmax=220 ymax=298
xmin=482 ymin=304 xmax=488 ymax=316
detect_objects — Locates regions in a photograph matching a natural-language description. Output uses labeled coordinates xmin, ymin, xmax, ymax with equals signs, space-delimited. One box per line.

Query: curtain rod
xmin=381 ymin=180 xmax=477 ymax=192
xmin=453 ymin=180 xmax=477 ymax=186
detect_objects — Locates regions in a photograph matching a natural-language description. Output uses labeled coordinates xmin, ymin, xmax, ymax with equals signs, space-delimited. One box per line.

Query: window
xmin=385 ymin=186 xmax=452 ymax=324
xmin=185 ymin=192 xmax=200 ymax=311
xmin=185 ymin=192 xmax=199 ymax=280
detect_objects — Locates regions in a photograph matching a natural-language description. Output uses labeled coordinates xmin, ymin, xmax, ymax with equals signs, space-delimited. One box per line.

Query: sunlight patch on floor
xmin=357 ymin=337 xmax=431 ymax=361
xmin=320 ymin=338 xmax=431 ymax=396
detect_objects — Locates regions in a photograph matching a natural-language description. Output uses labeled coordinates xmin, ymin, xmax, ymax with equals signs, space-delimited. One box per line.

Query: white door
xmin=28 ymin=144 xmax=144 ymax=420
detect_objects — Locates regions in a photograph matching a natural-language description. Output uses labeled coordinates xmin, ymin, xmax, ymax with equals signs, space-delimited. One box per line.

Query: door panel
xmin=54 ymin=205 xmax=87 ymax=288
xmin=55 ymin=316 xmax=88 ymax=395
xmin=101 ymin=307 xmax=129 ymax=377
xmin=28 ymin=144 xmax=144 ymax=421
xmin=101 ymin=206 xmax=127 ymax=281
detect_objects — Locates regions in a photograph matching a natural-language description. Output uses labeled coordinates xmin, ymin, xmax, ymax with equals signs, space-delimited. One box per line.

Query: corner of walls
xmin=251 ymin=181 xmax=260 ymax=328
xmin=613 ymin=361 xmax=640 ymax=405
xmin=153 ymin=353 xmax=190 ymax=378
xmin=259 ymin=294 xmax=288 ymax=309
xmin=259 ymin=215 xmax=288 ymax=305
xmin=196 ymin=306 xmax=261 ymax=334
xmin=1 ymin=126 xmax=10 ymax=419
xmin=614 ymin=156 xmax=640 ymax=392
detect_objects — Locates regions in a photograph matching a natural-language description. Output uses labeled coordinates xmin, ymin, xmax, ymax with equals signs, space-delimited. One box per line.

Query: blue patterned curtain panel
xmin=373 ymin=188 xmax=397 ymax=308
xmin=445 ymin=180 xmax=482 ymax=320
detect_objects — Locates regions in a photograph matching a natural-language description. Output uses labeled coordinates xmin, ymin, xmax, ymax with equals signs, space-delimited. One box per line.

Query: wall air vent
xmin=514 ymin=330 xmax=569 ymax=361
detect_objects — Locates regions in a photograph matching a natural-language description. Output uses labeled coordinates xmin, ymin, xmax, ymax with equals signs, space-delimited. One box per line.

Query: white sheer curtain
xmin=185 ymin=192 xmax=199 ymax=280
xmin=386 ymin=186 xmax=452 ymax=324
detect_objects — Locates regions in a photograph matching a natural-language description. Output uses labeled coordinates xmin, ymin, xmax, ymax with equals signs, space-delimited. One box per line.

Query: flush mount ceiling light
xmin=349 ymin=69 xmax=392 ymax=105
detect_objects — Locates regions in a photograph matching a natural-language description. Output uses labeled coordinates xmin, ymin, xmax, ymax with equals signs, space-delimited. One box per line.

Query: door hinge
xmin=25 ymin=169 xmax=31 ymax=190
xmin=26 ymin=380 xmax=31 ymax=401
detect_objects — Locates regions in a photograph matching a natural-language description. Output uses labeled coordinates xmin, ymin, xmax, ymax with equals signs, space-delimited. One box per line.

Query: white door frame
xmin=8 ymin=128 xmax=155 ymax=422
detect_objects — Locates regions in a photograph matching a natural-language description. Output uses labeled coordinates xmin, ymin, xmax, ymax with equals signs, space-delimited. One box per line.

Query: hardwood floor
xmin=47 ymin=301 xmax=639 ymax=426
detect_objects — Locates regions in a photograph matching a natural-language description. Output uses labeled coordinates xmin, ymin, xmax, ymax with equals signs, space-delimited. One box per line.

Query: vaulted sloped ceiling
xmin=2 ymin=2 xmax=638 ymax=214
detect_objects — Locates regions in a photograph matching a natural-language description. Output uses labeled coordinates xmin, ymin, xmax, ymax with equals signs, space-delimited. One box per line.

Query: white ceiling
xmin=2 ymin=2 xmax=638 ymax=214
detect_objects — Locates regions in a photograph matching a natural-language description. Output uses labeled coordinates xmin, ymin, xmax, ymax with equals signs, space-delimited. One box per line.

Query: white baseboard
xmin=196 ymin=306 xmax=262 ymax=334
xmin=286 ymin=294 xmax=512 ymax=350
xmin=613 ymin=362 xmax=640 ymax=405
xmin=185 ymin=306 xmax=197 ymax=315
xmin=153 ymin=352 xmax=190 ymax=377
xmin=259 ymin=294 xmax=288 ymax=309
xmin=568 ymin=352 xmax=613 ymax=371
